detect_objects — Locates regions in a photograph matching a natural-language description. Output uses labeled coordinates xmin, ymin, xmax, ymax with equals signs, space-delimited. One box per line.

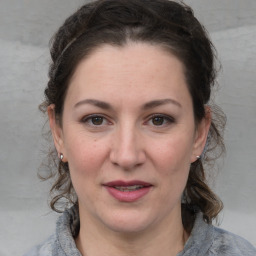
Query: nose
xmin=110 ymin=124 xmax=146 ymax=170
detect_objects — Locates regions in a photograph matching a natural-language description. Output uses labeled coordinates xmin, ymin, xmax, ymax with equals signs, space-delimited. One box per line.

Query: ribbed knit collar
xmin=55 ymin=205 xmax=212 ymax=256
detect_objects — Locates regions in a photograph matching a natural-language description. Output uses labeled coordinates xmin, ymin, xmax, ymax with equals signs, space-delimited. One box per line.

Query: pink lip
xmin=103 ymin=180 xmax=152 ymax=202
xmin=104 ymin=180 xmax=152 ymax=187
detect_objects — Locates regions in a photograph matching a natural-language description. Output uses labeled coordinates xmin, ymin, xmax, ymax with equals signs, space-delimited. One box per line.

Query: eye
xmin=148 ymin=114 xmax=175 ymax=127
xmin=91 ymin=116 xmax=104 ymax=125
xmin=81 ymin=115 xmax=109 ymax=126
xmin=152 ymin=116 xmax=165 ymax=126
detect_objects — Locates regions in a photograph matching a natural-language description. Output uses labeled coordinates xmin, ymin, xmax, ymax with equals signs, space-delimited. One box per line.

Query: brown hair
xmin=40 ymin=0 xmax=226 ymax=232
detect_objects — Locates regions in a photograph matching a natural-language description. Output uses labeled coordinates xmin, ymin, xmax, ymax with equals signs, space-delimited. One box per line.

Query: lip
xmin=103 ymin=180 xmax=153 ymax=202
xmin=104 ymin=180 xmax=152 ymax=187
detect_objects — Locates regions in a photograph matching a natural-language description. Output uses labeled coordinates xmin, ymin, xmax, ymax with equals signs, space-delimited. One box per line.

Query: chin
xmin=99 ymin=209 xmax=157 ymax=234
xmin=107 ymin=222 xmax=153 ymax=234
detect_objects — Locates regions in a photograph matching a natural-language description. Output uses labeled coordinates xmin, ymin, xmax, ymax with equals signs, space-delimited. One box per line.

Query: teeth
xmin=114 ymin=185 xmax=144 ymax=192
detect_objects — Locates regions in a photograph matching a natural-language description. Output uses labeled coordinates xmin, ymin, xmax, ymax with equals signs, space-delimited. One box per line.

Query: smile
xmin=114 ymin=185 xmax=145 ymax=192
xmin=103 ymin=180 xmax=152 ymax=202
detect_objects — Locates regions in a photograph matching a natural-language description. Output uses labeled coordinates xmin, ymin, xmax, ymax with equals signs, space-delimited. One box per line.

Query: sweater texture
xmin=24 ymin=206 xmax=256 ymax=256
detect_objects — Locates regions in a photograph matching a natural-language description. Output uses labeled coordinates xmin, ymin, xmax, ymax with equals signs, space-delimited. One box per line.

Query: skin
xmin=48 ymin=43 xmax=211 ymax=256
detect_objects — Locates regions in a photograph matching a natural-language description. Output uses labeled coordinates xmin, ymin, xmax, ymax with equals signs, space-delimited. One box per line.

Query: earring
xmin=60 ymin=153 xmax=64 ymax=161
xmin=196 ymin=155 xmax=200 ymax=160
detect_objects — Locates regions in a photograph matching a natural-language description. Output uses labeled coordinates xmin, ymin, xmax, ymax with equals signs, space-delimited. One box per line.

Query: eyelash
xmin=81 ymin=114 xmax=175 ymax=128
xmin=81 ymin=114 xmax=111 ymax=127
xmin=146 ymin=114 xmax=175 ymax=127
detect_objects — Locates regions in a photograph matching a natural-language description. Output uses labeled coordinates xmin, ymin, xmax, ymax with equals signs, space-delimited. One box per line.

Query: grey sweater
xmin=24 ymin=206 xmax=256 ymax=256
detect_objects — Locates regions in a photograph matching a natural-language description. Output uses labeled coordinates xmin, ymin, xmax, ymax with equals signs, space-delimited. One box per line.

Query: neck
xmin=76 ymin=205 xmax=188 ymax=256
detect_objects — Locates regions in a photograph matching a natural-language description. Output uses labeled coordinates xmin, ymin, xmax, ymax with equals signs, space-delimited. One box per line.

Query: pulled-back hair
xmin=40 ymin=0 xmax=226 ymax=232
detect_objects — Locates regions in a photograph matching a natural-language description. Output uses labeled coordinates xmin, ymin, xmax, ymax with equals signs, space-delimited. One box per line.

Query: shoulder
xmin=210 ymin=226 xmax=256 ymax=255
xmin=183 ymin=212 xmax=256 ymax=256
xmin=23 ymin=205 xmax=81 ymax=256
xmin=23 ymin=234 xmax=56 ymax=256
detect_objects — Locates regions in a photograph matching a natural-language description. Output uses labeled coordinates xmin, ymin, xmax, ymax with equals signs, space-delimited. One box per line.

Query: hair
xmin=39 ymin=0 xmax=226 ymax=232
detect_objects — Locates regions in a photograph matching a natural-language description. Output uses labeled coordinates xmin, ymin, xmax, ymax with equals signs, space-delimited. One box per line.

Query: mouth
xmin=104 ymin=180 xmax=152 ymax=190
xmin=103 ymin=180 xmax=153 ymax=202
xmin=113 ymin=185 xmax=146 ymax=192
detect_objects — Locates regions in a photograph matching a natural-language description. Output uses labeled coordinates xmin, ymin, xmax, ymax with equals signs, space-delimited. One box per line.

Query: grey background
xmin=0 ymin=0 xmax=255 ymax=255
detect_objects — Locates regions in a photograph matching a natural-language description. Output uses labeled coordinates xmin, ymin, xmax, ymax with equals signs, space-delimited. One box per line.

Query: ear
xmin=47 ymin=104 xmax=66 ymax=161
xmin=191 ymin=106 xmax=211 ymax=163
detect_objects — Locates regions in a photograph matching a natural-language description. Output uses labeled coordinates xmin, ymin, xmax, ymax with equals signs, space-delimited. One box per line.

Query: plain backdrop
xmin=0 ymin=1 xmax=255 ymax=255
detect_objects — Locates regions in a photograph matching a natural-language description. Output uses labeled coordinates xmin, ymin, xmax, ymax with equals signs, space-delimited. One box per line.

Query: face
xmin=49 ymin=43 xmax=210 ymax=234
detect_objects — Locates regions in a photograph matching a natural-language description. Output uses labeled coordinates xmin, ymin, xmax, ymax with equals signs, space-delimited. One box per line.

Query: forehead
xmin=66 ymin=42 xmax=191 ymax=107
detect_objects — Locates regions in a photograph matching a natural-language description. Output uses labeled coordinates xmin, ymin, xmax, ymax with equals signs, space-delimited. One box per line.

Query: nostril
xmin=109 ymin=130 xmax=146 ymax=169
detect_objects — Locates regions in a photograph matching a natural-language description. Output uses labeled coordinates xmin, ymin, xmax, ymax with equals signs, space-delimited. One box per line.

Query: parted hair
xmin=40 ymin=0 xmax=226 ymax=232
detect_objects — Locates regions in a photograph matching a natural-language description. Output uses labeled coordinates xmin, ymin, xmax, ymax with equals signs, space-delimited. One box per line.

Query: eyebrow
xmin=74 ymin=98 xmax=181 ymax=110
xmin=142 ymin=98 xmax=182 ymax=110
xmin=74 ymin=99 xmax=112 ymax=110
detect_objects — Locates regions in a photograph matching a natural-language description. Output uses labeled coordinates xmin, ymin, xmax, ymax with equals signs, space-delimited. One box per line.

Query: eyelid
xmin=81 ymin=114 xmax=112 ymax=126
xmin=80 ymin=113 xmax=175 ymax=127
xmin=145 ymin=114 xmax=175 ymax=126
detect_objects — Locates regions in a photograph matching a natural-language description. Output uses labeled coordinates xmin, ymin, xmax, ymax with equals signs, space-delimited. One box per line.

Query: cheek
xmin=65 ymin=137 xmax=109 ymax=203
xmin=148 ymin=135 xmax=193 ymax=198
xmin=150 ymin=135 xmax=194 ymax=173
xmin=65 ymin=134 xmax=109 ymax=177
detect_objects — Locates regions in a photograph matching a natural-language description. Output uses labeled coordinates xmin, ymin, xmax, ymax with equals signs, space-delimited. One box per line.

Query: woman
xmin=25 ymin=0 xmax=256 ymax=255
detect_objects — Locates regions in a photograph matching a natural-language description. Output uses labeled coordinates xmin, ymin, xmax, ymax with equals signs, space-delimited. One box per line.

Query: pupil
xmin=92 ymin=117 xmax=103 ymax=125
xmin=153 ymin=117 xmax=164 ymax=125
